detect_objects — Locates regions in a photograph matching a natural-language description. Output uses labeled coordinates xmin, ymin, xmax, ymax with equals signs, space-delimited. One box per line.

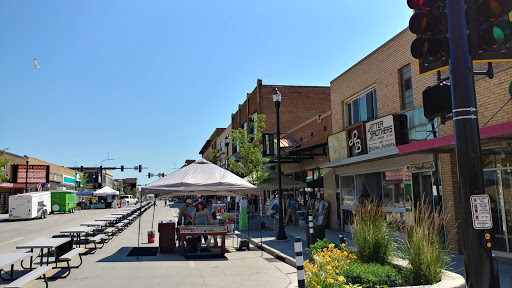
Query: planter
xmin=389 ymin=258 xmax=466 ymax=288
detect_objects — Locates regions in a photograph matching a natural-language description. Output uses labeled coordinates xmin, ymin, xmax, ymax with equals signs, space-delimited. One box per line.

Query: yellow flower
xmin=338 ymin=276 xmax=346 ymax=283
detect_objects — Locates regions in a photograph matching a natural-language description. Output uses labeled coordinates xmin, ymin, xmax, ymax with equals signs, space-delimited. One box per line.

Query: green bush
xmin=343 ymin=261 xmax=402 ymax=288
xmin=351 ymin=201 xmax=396 ymax=265
xmin=306 ymin=238 xmax=335 ymax=259
xmin=401 ymin=200 xmax=450 ymax=285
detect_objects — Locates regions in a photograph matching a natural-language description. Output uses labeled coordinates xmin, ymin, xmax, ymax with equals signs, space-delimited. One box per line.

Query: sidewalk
xmin=240 ymin=216 xmax=512 ymax=287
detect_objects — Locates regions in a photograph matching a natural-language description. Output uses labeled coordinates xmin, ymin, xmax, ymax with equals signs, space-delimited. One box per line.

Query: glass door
xmin=501 ymin=170 xmax=512 ymax=252
xmin=484 ymin=170 xmax=512 ymax=252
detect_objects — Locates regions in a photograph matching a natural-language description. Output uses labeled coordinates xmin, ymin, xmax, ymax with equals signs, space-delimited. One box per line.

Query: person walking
xmin=285 ymin=194 xmax=297 ymax=226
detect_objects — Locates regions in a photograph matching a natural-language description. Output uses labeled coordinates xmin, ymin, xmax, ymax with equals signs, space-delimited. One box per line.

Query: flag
xmin=36 ymin=182 xmax=45 ymax=192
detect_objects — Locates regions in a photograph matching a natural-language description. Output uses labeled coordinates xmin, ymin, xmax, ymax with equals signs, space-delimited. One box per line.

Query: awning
xmin=0 ymin=183 xmax=39 ymax=188
xmin=397 ymin=120 xmax=512 ymax=155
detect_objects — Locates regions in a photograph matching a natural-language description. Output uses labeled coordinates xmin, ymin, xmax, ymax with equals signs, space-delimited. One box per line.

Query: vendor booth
xmin=93 ymin=187 xmax=120 ymax=209
xmin=142 ymin=159 xmax=259 ymax=257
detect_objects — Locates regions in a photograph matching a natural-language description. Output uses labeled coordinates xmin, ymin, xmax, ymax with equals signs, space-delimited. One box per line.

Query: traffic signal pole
xmin=445 ymin=0 xmax=495 ymax=286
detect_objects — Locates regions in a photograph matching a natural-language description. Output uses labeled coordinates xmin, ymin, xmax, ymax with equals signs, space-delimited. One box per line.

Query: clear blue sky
xmin=0 ymin=1 xmax=412 ymax=186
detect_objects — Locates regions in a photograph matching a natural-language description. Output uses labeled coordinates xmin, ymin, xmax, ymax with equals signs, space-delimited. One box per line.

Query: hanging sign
xmin=366 ymin=115 xmax=398 ymax=155
xmin=470 ymin=195 xmax=493 ymax=229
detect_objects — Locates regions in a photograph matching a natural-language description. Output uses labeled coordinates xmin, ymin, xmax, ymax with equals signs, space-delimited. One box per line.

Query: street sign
xmin=470 ymin=195 xmax=493 ymax=229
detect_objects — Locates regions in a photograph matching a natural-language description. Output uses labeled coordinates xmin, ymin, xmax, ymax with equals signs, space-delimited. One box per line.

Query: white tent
xmin=94 ymin=186 xmax=120 ymax=196
xmin=141 ymin=159 xmax=259 ymax=197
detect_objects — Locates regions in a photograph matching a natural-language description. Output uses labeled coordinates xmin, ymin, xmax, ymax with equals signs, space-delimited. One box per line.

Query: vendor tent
xmin=94 ymin=186 xmax=120 ymax=196
xmin=141 ymin=159 xmax=258 ymax=197
xmin=76 ymin=189 xmax=94 ymax=196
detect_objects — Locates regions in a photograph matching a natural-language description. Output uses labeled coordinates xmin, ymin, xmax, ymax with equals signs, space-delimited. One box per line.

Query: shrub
xmin=343 ymin=261 xmax=402 ymax=288
xmin=401 ymin=200 xmax=450 ymax=285
xmin=304 ymin=243 xmax=356 ymax=288
xmin=306 ymin=238 xmax=335 ymax=260
xmin=351 ymin=201 xmax=396 ymax=265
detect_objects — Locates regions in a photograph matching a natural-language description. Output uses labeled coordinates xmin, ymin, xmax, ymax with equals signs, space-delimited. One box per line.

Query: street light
xmin=23 ymin=155 xmax=29 ymax=192
xmin=274 ymin=88 xmax=287 ymax=240
xmin=224 ymin=136 xmax=230 ymax=169
xmin=99 ymin=158 xmax=114 ymax=189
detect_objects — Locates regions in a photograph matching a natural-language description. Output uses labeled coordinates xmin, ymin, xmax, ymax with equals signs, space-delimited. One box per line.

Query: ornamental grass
xmin=304 ymin=243 xmax=356 ymax=288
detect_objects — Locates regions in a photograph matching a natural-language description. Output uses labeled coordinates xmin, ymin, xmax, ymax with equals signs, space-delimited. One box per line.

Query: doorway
xmin=412 ymin=172 xmax=434 ymax=211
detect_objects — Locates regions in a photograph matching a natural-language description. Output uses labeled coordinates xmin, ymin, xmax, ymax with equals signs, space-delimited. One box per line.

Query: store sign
xmin=328 ymin=131 xmax=348 ymax=162
xmin=366 ymin=115 xmax=399 ymax=155
xmin=347 ymin=123 xmax=366 ymax=157
xmin=12 ymin=165 xmax=50 ymax=184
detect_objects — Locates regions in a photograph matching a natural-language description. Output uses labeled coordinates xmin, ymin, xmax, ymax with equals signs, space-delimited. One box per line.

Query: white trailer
xmin=8 ymin=191 xmax=51 ymax=220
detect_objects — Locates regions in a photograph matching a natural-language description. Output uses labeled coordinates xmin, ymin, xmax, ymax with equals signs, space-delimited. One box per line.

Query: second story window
xmin=400 ymin=65 xmax=413 ymax=110
xmin=347 ymin=89 xmax=377 ymax=126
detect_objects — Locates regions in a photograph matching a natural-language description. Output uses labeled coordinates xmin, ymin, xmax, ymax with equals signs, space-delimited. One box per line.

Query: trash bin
xmin=148 ymin=230 xmax=155 ymax=244
xmin=158 ymin=221 xmax=176 ymax=253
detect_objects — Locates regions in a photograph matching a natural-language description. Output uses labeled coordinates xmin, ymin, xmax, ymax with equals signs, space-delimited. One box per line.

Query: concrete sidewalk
xmin=241 ymin=216 xmax=512 ymax=287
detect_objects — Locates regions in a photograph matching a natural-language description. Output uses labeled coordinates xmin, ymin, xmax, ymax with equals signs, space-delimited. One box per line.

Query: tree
xmin=0 ymin=148 xmax=10 ymax=183
xmin=207 ymin=148 xmax=221 ymax=165
xmin=80 ymin=173 xmax=93 ymax=190
xmin=228 ymin=114 xmax=269 ymax=186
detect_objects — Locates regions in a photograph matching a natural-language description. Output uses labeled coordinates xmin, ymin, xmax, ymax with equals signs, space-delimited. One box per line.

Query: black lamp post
xmin=224 ymin=136 xmax=230 ymax=169
xmin=274 ymin=88 xmax=287 ymax=240
xmin=23 ymin=155 xmax=29 ymax=192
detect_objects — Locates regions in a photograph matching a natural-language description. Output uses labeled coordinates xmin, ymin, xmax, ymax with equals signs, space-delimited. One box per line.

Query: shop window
xmin=400 ymin=65 xmax=414 ymax=110
xmin=355 ymin=172 xmax=383 ymax=203
xmin=340 ymin=176 xmax=356 ymax=206
xmin=403 ymin=107 xmax=437 ymax=142
xmin=347 ymin=89 xmax=377 ymax=126
xmin=382 ymin=169 xmax=412 ymax=210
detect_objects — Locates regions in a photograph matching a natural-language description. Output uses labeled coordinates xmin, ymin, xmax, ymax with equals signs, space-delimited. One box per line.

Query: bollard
xmin=308 ymin=215 xmax=314 ymax=245
xmin=294 ymin=237 xmax=306 ymax=288
xmin=339 ymin=235 xmax=346 ymax=245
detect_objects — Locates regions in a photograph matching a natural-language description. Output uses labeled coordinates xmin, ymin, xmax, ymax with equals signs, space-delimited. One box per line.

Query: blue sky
xmin=0 ymin=1 xmax=412 ymax=185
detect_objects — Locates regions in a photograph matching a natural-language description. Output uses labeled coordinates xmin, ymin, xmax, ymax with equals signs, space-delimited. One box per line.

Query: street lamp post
xmin=274 ymin=88 xmax=287 ymax=240
xmin=23 ymin=155 xmax=29 ymax=192
xmin=99 ymin=158 xmax=114 ymax=189
xmin=224 ymin=136 xmax=230 ymax=169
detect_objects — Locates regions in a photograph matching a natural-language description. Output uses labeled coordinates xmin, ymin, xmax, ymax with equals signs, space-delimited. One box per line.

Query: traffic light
xmin=148 ymin=172 xmax=151 ymax=178
xmin=422 ymin=83 xmax=452 ymax=120
xmin=467 ymin=0 xmax=512 ymax=61
xmin=408 ymin=0 xmax=449 ymax=74
xmin=162 ymin=173 xmax=165 ymax=177
xmin=138 ymin=165 xmax=142 ymax=172
xmin=121 ymin=165 xmax=124 ymax=172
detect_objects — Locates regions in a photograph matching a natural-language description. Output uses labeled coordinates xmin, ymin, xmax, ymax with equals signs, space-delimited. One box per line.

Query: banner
xmin=268 ymin=198 xmax=279 ymax=219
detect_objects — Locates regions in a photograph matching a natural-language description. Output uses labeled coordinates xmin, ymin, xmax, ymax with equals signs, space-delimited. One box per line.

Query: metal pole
xmin=276 ymin=101 xmax=287 ymax=240
xmin=25 ymin=160 xmax=29 ymax=192
xmin=294 ymin=237 xmax=306 ymax=288
xmin=445 ymin=0 xmax=494 ymax=286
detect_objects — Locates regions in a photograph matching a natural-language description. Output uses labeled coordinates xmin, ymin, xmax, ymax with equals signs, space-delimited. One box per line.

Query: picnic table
xmin=80 ymin=221 xmax=106 ymax=227
xmin=60 ymin=226 xmax=94 ymax=248
xmin=16 ymin=238 xmax=73 ymax=267
xmin=0 ymin=252 xmax=32 ymax=281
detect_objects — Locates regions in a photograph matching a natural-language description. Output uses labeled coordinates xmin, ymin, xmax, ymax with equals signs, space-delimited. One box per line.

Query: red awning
xmin=0 ymin=183 xmax=39 ymax=188
xmin=397 ymin=121 xmax=512 ymax=155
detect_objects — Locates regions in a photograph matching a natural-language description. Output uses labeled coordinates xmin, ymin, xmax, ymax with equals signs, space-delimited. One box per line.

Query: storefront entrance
xmin=484 ymin=169 xmax=512 ymax=253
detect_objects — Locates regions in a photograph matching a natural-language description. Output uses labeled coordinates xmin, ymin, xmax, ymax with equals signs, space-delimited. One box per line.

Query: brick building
xmin=321 ymin=28 xmax=512 ymax=256
xmin=0 ymin=152 xmax=81 ymax=213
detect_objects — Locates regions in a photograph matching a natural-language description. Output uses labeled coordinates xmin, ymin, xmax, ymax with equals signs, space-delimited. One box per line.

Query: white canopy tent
xmin=141 ymin=159 xmax=259 ymax=197
xmin=94 ymin=186 xmax=120 ymax=196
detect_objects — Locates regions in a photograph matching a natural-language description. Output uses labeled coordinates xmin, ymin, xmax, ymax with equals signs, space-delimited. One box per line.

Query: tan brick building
xmin=322 ymin=27 xmax=512 ymax=256
xmin=0 ymin=152 xmax=82 ymax=213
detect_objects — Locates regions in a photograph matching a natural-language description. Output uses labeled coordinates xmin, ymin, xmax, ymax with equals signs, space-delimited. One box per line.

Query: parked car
xmin=119 ymin=195 xmax=138 ymax=206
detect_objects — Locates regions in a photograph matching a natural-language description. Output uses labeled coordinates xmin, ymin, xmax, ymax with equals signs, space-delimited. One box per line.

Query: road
xmin=0 ymin=202 xmax=298 ymax=288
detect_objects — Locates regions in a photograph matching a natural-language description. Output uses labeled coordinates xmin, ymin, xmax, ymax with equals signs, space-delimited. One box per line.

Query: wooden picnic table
xmin=0 ymin=252 xmax=32 ymax=281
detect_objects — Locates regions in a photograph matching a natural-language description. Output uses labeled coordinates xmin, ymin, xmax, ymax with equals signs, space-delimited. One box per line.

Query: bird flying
xmin=33 ymin=59 xmax=39 ymax=69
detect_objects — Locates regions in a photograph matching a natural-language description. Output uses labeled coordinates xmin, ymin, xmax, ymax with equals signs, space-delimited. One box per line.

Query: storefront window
xmin=340 ymin=176 xmax=356 ymax=206
xmin=355 ymin=172 xmax=383 ymax=203
xmin=383 ymin=169 xmax=411 ymax=209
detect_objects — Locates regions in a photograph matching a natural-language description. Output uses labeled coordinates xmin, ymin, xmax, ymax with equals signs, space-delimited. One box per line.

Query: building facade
xmin=322 ymin=28 xmax=512 ymax=256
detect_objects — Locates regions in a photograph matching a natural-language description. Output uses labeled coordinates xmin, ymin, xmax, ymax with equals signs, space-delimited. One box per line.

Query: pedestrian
xmin=164 ymin=198 xmax=167 ymax=207
xmin=178 ymin=199 xmax=193 ymax=225
xmin=285 ymin=194 xmax=297 ymax=226
xmin=192 ymin=202 xmax=211 ymax=244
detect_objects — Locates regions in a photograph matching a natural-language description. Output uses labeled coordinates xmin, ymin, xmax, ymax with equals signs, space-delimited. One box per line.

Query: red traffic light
xmin=407 ymin=0 xmax=432 ymax=10
xmin=162 ymin=173 xmax=165 ymax=177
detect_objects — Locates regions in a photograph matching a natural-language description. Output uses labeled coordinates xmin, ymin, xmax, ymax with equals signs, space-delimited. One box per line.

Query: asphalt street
xmin=0 ymin=202 xmax=298 ymax=288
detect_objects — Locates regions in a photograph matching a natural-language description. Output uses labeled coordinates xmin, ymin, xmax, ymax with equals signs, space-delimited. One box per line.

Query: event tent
xmin=94 ymin=186 xmax=120 ymax=196
xmin=76 ymin=189 xmax=94 ymax=196
xmin=141 ymin=159 xmax=259 ymax=197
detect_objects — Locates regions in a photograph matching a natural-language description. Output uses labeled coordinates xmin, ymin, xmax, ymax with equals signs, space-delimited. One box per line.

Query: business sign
xmin=12 ymin=165 xmax=50 ymax=184
xmin=328 ymin=131 xmax=348 ymax=162
xmin=366 ymin=115 xmax=399 ymax=155
xmin=347 ymin=123 xmax=366 ymax=157
xmin=262 ymin=133 xmax=275 ymax=157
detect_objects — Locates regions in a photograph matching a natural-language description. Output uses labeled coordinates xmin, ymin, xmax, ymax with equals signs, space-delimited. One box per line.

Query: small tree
xmin=80 ymin=173 xmax=93 ymax=190
xmin=207 ymin=148 xmax=221 ymax=165
xmin=0 ymin=148 xmax=10 ymax=182
xmin=228 ymin=114 xmax=269 ymax=186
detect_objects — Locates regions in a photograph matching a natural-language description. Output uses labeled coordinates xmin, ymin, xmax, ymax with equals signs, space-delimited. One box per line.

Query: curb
xmin=239 ymin=231 xmax=297 ymax=268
